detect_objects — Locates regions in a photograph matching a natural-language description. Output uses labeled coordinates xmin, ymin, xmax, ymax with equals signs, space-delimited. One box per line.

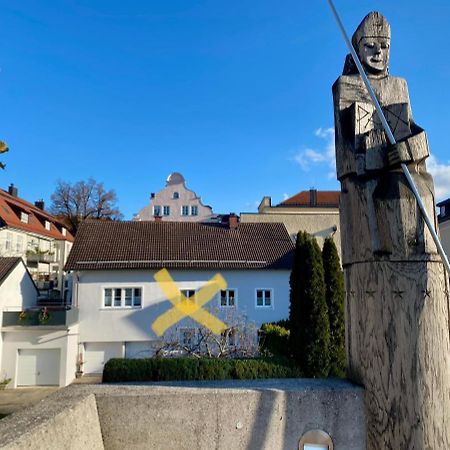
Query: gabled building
xmin=134 ymin=172 xmax=214 ymax=222
xmin=240 ymin=189 xmax=341 ymax=256
xmin=65 ymin=219 xmax=294 ymax=374
xmin=437 ymin=198 xmax=450 ymax=260
xmin=0 ymin=184 xmax=74 ymax=297
xmin=0 ymin=257 xmax=79 ymax=388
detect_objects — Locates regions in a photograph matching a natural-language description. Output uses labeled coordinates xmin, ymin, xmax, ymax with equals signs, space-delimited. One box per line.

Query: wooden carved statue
xmin=333 ymin=11 xmax=450 ymax=449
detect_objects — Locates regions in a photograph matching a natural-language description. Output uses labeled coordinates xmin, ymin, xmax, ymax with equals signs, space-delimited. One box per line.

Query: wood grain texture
xmin=345 ymin=261 xmax=450 ymax=449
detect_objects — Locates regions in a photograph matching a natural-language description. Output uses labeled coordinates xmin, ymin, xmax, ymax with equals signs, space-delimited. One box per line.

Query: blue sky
xmin=2 ymin=1 xmax=450 ymax=219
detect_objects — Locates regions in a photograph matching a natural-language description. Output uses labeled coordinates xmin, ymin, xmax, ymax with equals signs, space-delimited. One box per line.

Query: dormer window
xmin=20 ymin=212 xmax=29 ymax=223
xmin=45 ymin=220 xmax=51 ymax=230
xmin=173 ymin=192 xmax=179 ymax=199
xmin=441 ymin=205 xmax=446 ymax=217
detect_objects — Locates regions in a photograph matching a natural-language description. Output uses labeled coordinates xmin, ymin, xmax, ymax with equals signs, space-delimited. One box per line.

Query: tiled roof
xmin=65 ymin=221 xmax=294 ymax=271
xmin=0 ymin=257 xmax=21 ymax=285
xmin=279 ymin=190 xmax=340 ymax=207
xmin=0 ymin=189 xmax=74 ymax=242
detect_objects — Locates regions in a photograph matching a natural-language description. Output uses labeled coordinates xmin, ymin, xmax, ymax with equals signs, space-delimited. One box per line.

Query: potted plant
xmin=18 ymin=309 xmax=29 ymax=322
xmin=0 ymin=376 xmax=11 ymax=390
xmin=75 ymin=354 xmax=84 ymax=378
xmin=38 ymin=307 xmax=51 ymax=325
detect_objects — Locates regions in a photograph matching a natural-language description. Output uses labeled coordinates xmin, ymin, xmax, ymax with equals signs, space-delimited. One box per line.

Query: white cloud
xmin=293 ymin=127 xmax=336 ymax=178
xmin=427 ymin=155 xmax=450 ymax=200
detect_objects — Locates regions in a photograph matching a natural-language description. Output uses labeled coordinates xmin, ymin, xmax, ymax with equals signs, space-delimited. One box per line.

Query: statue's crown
xmin=352 ymin=12 xmax=390 ymax=47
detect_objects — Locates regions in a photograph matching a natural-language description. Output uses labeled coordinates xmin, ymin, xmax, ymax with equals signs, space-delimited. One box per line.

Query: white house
xmin=65 ymin=218 xmax=294 ymax=374
xmin=133 ymin=172 xmax=215 ymax=222
xmin=0 ymin=184 xmax=74 ymax=297
xmin=0 ymin=257 xmax=79 ymax=388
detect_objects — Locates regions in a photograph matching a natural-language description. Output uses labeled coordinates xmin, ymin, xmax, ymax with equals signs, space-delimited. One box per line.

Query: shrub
xmin=259 ymin=323 xmax=290 ymax=358
xmin=102 ymin=357 xmax=302 ymax=382
xmin=322 ymin=237 xmax=346 ymax=377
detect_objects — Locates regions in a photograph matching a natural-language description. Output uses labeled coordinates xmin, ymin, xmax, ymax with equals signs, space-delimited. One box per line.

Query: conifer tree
xmin=289 ymin=232 xmax=330 ymax=377
xmin=322 ymin=237 xmax=346 ymax=377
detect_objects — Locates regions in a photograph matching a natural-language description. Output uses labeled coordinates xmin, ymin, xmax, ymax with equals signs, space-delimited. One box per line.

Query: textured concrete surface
xmin=0 ymin=379 xmax=366 ymax=450
xmin=0 ymin=390 xmax=103 ymax=450
xmin=0 ymin=387 xmax=59 ymax=416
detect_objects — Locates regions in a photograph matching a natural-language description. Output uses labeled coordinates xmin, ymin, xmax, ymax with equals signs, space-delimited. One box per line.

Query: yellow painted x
xmin=151 ymin=268 xmax=227 ymax=336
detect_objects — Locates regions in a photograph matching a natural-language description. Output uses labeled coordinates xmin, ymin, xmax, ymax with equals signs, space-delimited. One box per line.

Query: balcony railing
xmin=26 ymin=252 xmax=56 ymax=263
xmin=2 ymin=307 xmax=79 ymax=328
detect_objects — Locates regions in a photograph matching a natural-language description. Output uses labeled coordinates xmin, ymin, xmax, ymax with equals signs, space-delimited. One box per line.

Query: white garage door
xmin=17 ymin=349 xmax=60 ymax=386
xmin=84 ymin=343 xmax=122 ymax=374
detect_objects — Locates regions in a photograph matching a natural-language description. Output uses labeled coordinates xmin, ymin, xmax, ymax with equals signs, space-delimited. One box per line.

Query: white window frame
xmin=102 ymin=287 xmax=143 ymax=309
xmin=163 ymin=205 xmax=170 ymax=216
xmin=45 ymin=220 xmax=51 ymax=230
xmin=191 ymin=205 xmax=198 ymax=216
xmin=153 ymin=205 xmax=161 ymax=216
xmin=20 ymin=212 xmax=29 ymax=223
xmin=255 ymin=288 xmax=273 ymax=308
xmin=61 ymin=227 xmax=67 ymax=236
xmin=5 ymin=232 xmax=12 ymax=251
xmin=16 ymin=235 xmax=23 ymax=253
xmin=181 ymin=205 xmax=189 ymax=216
xmin=219 ymin=288 xmax=237 ymax=308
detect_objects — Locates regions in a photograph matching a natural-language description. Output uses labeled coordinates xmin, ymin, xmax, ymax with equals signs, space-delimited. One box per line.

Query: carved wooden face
xmin=358 ymin=37 xmax=390 ymax=76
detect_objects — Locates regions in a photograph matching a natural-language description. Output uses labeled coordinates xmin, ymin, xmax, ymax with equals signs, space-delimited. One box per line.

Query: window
xmin=191 ymin=205 xmax=198 ymax=216
xmin=179 ymin=328 xmax=196 ymax=347
xmin=181 ymin=205 xmax=189 ymax=216
xmin=20 ymin=212 xmax=29 ymax=223
xmin=16 ymin=235 xmax=23 ymax=253
xmin=173 ymin=192 xmax=179 ymax=199
xmin=103 ymin=287 xmax=143 ymax=308
xmin=256 ymin=289 xmax=272 ymax=307
xmin=163 ymin=206 xmax=170 ymax=216
xmin=441 ymin=205 xmax=447 ymax=216
xmin=45 ymin=220 xmax=51 ymax=230
xmin=153 ymin=205 xmax=161 ymax=216
xmin=180 ymin=289 xmax=196 ymax=301
xmin=5 ymin=232 xmax=12 ymax=251
xmin=61 ymin=227 xmax=67 ymax=236
xmin=220 ymin=289 xmax=236 ymax=307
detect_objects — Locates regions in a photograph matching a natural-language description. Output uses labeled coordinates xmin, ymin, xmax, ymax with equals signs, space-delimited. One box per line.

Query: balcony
xmin=26 ymin=252 xmax=56 ymax=263
xmin=2 ymin=307 xmax=79 ymax=328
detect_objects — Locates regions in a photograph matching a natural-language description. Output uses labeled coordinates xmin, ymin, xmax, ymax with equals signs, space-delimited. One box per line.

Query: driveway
xmin=0 ymin=387 xmax=59 ymax=417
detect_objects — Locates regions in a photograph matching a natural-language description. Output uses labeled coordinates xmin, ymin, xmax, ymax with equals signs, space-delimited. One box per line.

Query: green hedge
xmin=102 ymin=357 xmax=302 ymax=382
xmin=259 ymin=323 xmax=290 ymax=358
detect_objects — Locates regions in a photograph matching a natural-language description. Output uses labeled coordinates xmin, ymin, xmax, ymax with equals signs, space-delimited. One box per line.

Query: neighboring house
xmin=134 ymin=172 xmax=214 ymax=222
xmin=0 ymin=184 xmax=74 ymax=298
xmin=240 ymin=189 xmax=341 ymax=256
xmin=65 ymin=219 xmax=294 ymax=374
xmin=0 ymin=257 xmax=79 ymax=388
xmin=438 ymin=198 xmax=450 ymax=259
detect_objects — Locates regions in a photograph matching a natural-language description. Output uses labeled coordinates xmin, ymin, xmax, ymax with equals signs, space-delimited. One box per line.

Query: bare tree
xmin=50 ymin=178 xmax=123 ymax=234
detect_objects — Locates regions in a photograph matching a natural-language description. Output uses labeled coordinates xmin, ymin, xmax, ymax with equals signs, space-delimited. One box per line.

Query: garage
xmin=17 ymin=349 xmax=60 ymax=386
xmin=84 ymin=342 xmax=122 ymax=374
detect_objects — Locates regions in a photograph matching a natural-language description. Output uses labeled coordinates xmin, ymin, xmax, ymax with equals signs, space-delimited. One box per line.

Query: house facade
xmin=66 ymin=219 xmax=294 ymax=374
xmin=240 ymin=189 xmax=341 ymax=257
xmin=438 ymin=198 xmax=450 ymax=259
xmin=0 ymin=257 xmax=79 ymax=388
xmin=0 ymin=185 xmax=74 ymax=297
xmin=134 ymin=172 xmax=214 ymax=222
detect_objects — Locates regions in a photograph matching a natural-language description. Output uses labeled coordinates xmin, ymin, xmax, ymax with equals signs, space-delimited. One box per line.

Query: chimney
xmin=258 ymin=196 xmax=272 ymax=213
xmin=154 ymin=215 xmax=162 ymax=222
xmin=229 ymin=213 xmax=238 ymax=230
xmin=150 ymin=193 xmax=155 ymax=199
xmin=310 ymin=188 xmax=317 ymax=207
xmin=35 ymin=199 xmax=45 ymax=210
xmin=8 ymin=183 xmax=18 ymax=197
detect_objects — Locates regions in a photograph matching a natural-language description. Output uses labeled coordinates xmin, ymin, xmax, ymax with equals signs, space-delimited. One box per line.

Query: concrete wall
xmin=76 ymin=269 xmax=290 ymax=343
xmin=241 ymin=211 xmax=341 ymax=258
xmin=1 ymin=325 xmax=79 ymax=387
xmin=0 ymin=381 xmax=366 ymax=450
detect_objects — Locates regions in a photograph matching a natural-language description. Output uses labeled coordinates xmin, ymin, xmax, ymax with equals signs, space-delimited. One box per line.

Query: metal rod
xmin=326 ymin=0 xmax=450 ymax=276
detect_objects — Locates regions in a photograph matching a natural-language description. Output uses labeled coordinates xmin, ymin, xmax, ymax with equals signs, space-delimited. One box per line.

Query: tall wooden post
xmin=333 ymin=12 xmax=450 ymax=449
